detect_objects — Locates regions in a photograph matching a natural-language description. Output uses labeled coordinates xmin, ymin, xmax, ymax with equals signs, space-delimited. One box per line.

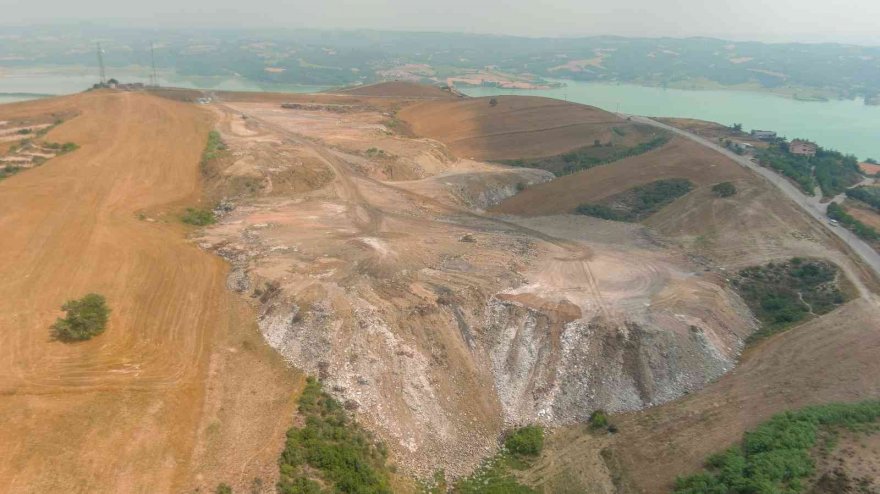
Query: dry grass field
xmin=0 ymin=91 xmax=298 ymax=493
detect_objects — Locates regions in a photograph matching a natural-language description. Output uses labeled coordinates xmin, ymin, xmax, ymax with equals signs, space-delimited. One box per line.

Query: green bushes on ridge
xmin=575 ymin=178 xmax=693 ymax=222
xmin=278 ymin=377 xmax=392 ymax=494
xmin=503 ymin=133 xmax=670 ymax=177
xmin=674 ymin=401 xmax=880 ymax=494
xmin=731 ymin=258 xmax=847 ymax=341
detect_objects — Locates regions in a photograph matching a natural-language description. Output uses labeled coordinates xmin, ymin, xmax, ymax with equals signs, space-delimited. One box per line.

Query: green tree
xmin=731 ymin=123 xmax=743 ymax=132
xmin=52 ymin=293 xmax=111 ymax=341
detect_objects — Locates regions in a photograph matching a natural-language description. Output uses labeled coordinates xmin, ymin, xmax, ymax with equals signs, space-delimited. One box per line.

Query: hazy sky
xmin=3 ymin=0 xmax=880 ymax=45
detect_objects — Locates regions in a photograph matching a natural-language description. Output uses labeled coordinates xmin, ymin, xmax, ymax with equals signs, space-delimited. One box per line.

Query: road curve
xmin=627 ymin=114 xmax=880 ymax=282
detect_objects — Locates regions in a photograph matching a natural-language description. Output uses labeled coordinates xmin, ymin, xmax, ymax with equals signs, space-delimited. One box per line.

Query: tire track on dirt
xmin=215 ymin=101 xmax=616 ymax=320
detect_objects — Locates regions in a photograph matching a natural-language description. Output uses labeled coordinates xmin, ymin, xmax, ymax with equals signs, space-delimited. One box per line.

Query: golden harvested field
xmin=0 ymin=91 xmax=298 ymax=493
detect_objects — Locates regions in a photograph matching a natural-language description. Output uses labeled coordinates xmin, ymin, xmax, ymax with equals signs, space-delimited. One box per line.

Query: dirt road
xmin=629 ymin=114 xmax=880 ymax=285
xmin=0 ymin=91 xmax=297 ymax=493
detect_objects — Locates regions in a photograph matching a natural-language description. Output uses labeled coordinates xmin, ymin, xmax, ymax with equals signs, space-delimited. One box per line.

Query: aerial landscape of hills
xmin=3 ymin=5 xmax=880 ymax=494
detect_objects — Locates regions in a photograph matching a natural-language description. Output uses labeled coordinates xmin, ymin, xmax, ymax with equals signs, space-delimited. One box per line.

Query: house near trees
xmin=789 ymin=139 xmax=817 ymax=157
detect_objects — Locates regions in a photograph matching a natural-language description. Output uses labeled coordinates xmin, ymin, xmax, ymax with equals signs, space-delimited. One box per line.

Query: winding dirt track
xmin=0 ymin=91 xmax=252 ymax=492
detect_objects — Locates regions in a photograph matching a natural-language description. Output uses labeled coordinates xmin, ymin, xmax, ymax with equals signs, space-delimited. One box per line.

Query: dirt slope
xmin=398 ymin=95 xmax=637 ymax=160
xmin=0 ymin=92 xmax=297 ymax=493
xmin=494 ymin=136 xmax=750 ymax=216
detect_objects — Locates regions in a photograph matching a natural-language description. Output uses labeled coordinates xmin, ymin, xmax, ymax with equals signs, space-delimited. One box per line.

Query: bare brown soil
xmin=494 ymin=136 xmax=751 ymax=216
xmin=0 ymin=91 xmax=298 ymax=493
xmin=398 ymin=95 xmax=641 ymax=161
xmin=809 ymin=430 xmax=880 ymax=493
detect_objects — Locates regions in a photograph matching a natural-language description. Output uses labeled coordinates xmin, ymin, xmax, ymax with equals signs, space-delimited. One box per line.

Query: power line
xmin=96 ymin=42 xmax=106 ymax=85
xmin=150 ymin=41 xmax=159 ymax=87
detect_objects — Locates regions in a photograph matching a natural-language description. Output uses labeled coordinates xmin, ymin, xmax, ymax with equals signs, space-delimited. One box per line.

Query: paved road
xmin=626 ymin=114 xmax=880 ymax=282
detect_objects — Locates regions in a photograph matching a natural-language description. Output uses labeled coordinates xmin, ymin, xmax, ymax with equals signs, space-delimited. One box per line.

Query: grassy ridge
xmin=674 ymin=401 xmax=880 ymax=494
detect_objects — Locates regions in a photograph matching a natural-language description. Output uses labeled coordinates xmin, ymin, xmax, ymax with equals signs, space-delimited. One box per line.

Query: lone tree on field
xmin=52 ymin=293 xmax=111 ymax=342
xmin=489 ymin=97 xmax=498 ymax=107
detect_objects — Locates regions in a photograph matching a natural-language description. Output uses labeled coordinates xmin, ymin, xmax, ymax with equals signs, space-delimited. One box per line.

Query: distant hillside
xmin=3 ymin=27 xmax=879 ymax=99
xmin=333 ymin=81 xmax=459 ymax=99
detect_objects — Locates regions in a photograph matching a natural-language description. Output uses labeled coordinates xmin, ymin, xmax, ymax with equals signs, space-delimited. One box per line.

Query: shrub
xmin=181 ymin=207 xmax=216 ymax=226
xmin=489 ymin=98 xmax=498 ymax=107
xmin=52 ymin=293 xmax=111 ymax=341
xmin=0 ymin=165 xmax=23 ymax=181
xmin=504 ymin=426 xmax=544 ymax=457
xmin=590 ymin=410 xmax=609 ymax=429
xmin=201 ymin=130 xmax=227 ymax=169
xmin=711 ymin=181 xmax=736 ymax=197
xmin=215 ymin=483 xmax=232 ymax=494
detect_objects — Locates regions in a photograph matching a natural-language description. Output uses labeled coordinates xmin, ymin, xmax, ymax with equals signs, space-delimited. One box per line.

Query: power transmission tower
xmin=96 ymin=42 xmax=106 ymax=85
xmin=150 ymin=42 xmax=159 ymax=87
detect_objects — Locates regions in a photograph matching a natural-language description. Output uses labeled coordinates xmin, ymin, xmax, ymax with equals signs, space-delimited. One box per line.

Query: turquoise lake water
xmin=462 ymin=81 xmax=880 ymax=161
xmin=4 ymin=70 xmax=878 ymax=160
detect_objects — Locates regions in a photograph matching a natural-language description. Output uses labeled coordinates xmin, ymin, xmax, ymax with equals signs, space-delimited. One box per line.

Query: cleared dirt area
xmin=192 ymin=90 xmax=763 ymax=479
xmin=398 ymin=95 xmax=646 ymax=161
xmin=0 ymin=92 xmax=298 ymax=493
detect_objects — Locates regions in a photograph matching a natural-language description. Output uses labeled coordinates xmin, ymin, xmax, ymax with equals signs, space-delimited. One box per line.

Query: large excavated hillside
xmin=190 ymin=84 xmax=781 ymax=478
